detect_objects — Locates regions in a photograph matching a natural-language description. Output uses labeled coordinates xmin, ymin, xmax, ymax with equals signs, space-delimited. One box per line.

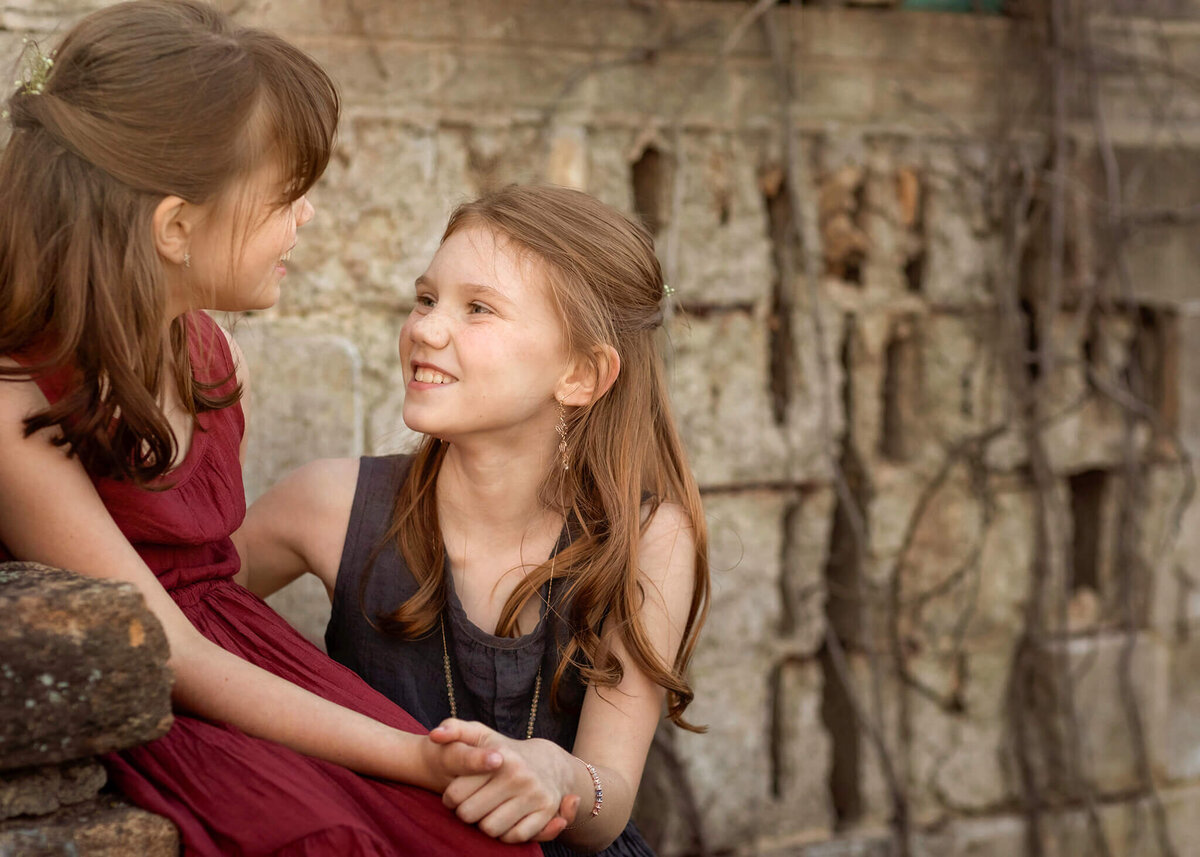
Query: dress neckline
xmin=441 ymin=523 xmax=569 ymax=650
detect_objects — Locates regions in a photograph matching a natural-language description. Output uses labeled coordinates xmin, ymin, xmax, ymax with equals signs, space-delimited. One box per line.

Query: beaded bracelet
xmin=565 ymin=759 xmax=603 ymax=828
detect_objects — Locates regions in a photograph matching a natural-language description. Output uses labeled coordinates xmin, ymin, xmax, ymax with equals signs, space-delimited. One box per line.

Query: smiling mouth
xmin=413 ymin=367 xmax=454 ymax=384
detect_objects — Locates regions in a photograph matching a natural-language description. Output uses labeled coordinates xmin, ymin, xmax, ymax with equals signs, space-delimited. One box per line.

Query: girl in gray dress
xmin=238 ymin=184 xmax=710 ymax=855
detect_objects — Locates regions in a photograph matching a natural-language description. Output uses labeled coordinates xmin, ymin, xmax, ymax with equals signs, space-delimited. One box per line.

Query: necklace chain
xmin=440 ymin=560 xmax=553 ymax=741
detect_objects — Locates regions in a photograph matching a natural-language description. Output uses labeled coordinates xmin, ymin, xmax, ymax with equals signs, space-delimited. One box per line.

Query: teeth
xmin=414 ymin=367 xmax=452 ymax=384
xmin=280 ymin=249 xmax=292 ymax=262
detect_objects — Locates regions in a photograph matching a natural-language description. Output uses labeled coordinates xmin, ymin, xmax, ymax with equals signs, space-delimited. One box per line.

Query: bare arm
xmin=233 ymin=457 xmax=358 ymax=599
xmin=437 ymin=503 xmax=699 ymax=851
xmin=0 ymin=372 xmax=494 ymax=792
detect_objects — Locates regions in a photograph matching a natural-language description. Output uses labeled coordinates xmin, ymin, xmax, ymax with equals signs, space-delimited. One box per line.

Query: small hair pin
xmin=16 ymin=37 xmax=54 ymax=96
xmin=662 ymin=282 xmax=675 ymax=298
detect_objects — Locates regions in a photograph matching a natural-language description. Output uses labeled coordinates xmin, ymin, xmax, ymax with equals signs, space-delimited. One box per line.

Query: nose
xmin=405 ymin=305 xmax=451 ymax=350
xmin=295 ymin=195 xmax=315 ymax=228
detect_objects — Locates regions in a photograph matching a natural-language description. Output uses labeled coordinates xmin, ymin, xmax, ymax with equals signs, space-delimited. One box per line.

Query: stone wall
xmin=11 ymin=1 xmax=1200 ymax=855
xmin=0 ymin=564 xmax=178 ymax=855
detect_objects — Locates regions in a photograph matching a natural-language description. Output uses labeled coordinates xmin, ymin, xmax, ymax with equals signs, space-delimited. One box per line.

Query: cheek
xmin=397 ymin=321 xmax=414 ymax=358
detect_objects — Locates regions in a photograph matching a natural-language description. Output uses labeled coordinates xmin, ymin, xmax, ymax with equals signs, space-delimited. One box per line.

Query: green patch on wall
xmin=901 ymin=0 xmax=1003 ymax=12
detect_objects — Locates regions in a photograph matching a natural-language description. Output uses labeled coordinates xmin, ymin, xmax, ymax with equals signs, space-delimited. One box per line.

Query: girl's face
xmin=182 ymin=160 xmax=314 ymax=313
xmin=399 ymin=224 xmax=572 ymax=451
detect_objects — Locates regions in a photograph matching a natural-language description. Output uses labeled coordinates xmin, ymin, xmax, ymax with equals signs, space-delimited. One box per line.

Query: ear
xmin=151 ymin=195 xmax=196 ymax=266
xmin=557 ymin=344 xmax=620 ymax=407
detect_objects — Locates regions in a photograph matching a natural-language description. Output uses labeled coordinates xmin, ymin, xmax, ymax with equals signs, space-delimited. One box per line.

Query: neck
xmin=436 ymin=440 xmax=559 ymax=532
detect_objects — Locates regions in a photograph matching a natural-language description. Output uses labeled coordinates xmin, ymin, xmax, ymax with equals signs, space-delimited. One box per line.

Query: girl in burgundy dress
xmin=238 ymin=185 xmax=712 ymax=855
xmin=0 ymin=3 xmax=565 ymax=854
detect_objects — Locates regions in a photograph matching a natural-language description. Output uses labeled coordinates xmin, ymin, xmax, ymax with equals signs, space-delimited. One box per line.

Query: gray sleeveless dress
xmin=326 ymin=455 xmax=656 ymax=857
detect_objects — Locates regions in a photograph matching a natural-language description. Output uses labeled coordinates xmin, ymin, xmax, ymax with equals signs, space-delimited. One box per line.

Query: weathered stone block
xmin=583 ymin=128 xmax=640 ymax=217
xmin=666 ymin=311 xmax=790 ymax=488
xmin=874 ymin=470 xmax=1034 ymax=651
xmin=233 ymin=327 xmax=363 ymax=647
xmin=0 ymin=564 xmax=172 ymax=771
xmin=783 ymin=487 xmax=836 ymax=657
xmin=0 ymin=794 xmax=177 ymax=857
xmin=781 ymin=292 xmax=845 ymax=484
xmin=0 ymin=1 xmax=93 ymax=32
xmin=849 ymin=646 xmax=1018 ymax=828
xmin=673 ymin=660 xmax=773 ymax=853
xmin=1094 ymin=145 xmax=1200 ymax=305
xmin=773 ymin=831 xmax=895 ymax=857
xmin=699 ymin=492 xmax=786 ymax=669
xmin=767 ymin=660 xmax=834 ymax=837
xmin=671 ymin=132 xmax=774 ymax=306
xmin=282 ymin=121 xmax=467 ymax=317
xmin=1159 ymin=783 xmax=1200 ymax=857
xmin=1039 ymin=793 xmax=1176 ymax=857
xmin=917 ymin=814 xmax=1027 ymax=857
xmin=1027 ymin=633 xmax=1168 ymax=798
xmin=794 ymin=65 xmax=881 ymax=126
xmin=0 ymin=760 xmax=104 ymax=821
xmin=921 ymin=162 xmax=997 ymax=309
xmin=235 ymin=327 xmax=363 ymax=503
xmin=1178 ymin=310 xmax=1200 ymax=459
xmin=1164 ymin=632 xmax=1200 ymax=781
xmin=918 ymin=311 xmax=1012 ymax=462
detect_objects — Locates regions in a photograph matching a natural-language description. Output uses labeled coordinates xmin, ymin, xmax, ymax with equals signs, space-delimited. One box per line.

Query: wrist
xmin=395 ymin=730 xmax=445 ymax=792
xmin=565 ymin=757 xmax=603 ymax=829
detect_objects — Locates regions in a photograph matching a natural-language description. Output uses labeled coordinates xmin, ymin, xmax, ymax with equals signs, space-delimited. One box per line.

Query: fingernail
xmin=486 ymin=752 xmax=502 ymax=767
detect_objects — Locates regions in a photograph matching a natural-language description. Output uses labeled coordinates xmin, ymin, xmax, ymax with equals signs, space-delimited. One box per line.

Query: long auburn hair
xmin=376 ymin=185 xmax=710 ymax=731
xmin=0 ymin=0 xmax=339 ymax=483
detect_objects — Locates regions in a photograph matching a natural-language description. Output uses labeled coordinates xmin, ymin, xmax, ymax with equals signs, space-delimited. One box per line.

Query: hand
xmin=430 ymin=719 xmax=582 ymax=843
xmin=417 ymin=729 xmax=504 ymax=792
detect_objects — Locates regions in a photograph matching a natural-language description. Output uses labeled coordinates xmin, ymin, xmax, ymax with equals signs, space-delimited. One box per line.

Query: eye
xmin=414 ymin=293 xmax=436 ymax=309
xmin=468 ymin=302 xmax=493 ymax=315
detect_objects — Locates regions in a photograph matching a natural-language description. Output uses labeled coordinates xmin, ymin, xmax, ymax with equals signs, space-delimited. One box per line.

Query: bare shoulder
xmin=639 ymin=501 xmax=698 ymax=589
xmin=642 ymin=501 xmax=696 ymax=550
xmin=0 ymin=363 xmax=49 ymax=426
xmin=240 ymin=457 xmax=362 ymax=593
xmin=259 ymin=457 xmax=361 ymax=521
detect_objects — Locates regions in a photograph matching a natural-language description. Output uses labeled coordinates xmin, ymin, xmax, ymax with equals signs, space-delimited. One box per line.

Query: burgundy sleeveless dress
xmin=2 ymin=312 xmax=537 ymax=857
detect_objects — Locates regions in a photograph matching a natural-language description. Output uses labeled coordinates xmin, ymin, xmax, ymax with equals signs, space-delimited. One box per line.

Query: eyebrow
xmin=414 ymin=276 xmax=511 ymax=305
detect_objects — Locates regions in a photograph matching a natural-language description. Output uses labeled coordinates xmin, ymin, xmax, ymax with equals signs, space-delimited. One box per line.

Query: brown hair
xmin=0 ymin=0 xmax=339 ymax=483
xmin=377 ymin=184 xmax=710 ymax=730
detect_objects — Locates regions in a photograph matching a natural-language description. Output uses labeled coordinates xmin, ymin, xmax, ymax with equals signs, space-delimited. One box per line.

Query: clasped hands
xmin=426 ymin=718 xmax=582 ymax=844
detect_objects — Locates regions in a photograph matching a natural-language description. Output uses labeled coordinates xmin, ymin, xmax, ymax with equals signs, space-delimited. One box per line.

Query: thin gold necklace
xmin=439 ymin=559 xmax=553 ymax=741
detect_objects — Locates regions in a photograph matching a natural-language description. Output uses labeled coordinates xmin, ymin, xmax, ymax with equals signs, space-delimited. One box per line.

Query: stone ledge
xmin=0 ymin=563 xmax=178 ymax=855
xmin=0 ymin=760 xmax=105 ymax=821
xmin=0 ymin=794 xmax=178 ymax=857
xmin=0 ymin=562 xmax=173 ymax=771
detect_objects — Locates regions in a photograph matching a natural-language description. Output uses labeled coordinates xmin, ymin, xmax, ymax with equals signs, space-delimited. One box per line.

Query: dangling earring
xmin=555 ymin=399 xmax=570 ymax=472
xmin=183 ymin=252 xmax=191 ymax=269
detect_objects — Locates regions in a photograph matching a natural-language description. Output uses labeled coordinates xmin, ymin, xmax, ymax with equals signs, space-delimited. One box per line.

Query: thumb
xmin=432 ymin=718 xmax=499 ymax=748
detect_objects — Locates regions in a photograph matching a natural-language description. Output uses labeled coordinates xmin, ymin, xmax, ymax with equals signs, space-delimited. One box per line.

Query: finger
xmin=478 ymin=797 xmax=555 ymax=843
xmin=453 ymin=780 xmax=508 ymax=825
xmin=455 ymin=778 xmax=544 ymax=828
xmin=500 ymin=808 xmax=564 ymax=845
xmin=443 ymin=773 xmax=491 ymax=811
xmin=428 ymin=718 xmax=467 ymax=744
xmin=439 ymin=741 xmax=502 ymax=778
xmin=558 ymin=793 xmax=581 ymax=824
xmin=530 ymin=793 xmax=579 ymax=842
xmin=434 ymin=718 xmax=500 ymax=748
xmin=532 ymin=815 xmax=568 ymax=843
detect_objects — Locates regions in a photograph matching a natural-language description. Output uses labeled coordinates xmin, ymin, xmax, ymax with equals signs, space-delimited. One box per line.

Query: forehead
xmin=427 ymin=224 xmax=550 ymax=299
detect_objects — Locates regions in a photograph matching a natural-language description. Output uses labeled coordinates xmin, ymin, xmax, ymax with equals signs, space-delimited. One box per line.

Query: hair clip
xmin=662 ymin=282 xmax=675 ymax=297
xmin=15 ymin=38 xmax=54 ymax=96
